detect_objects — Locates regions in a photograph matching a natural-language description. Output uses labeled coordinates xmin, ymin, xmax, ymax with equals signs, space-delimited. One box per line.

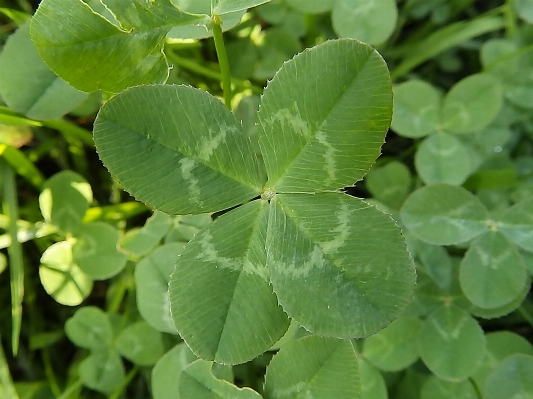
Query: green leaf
xmin=0 ymin=22 xmax=88 ymax=120
xmin=420 ymin=376 xmax=477 ymax=399
xmin=415 ymin=133 xmax=473 ymax=185
xmin=359 ymin=358 xmax=388 ymax=399
xmin=258 ymin=39 xmax=392 ymax=192
xmin=496 ymin=197 xmax=533 ymax=252
xmin=362 ymin=316 xmax=422 ymax=372
xmin=65 ymin=307 xmax=113 ymax=350
xmin=39 ymin=171 xmax=92 ymax=234
xmin=79 ymin=348 xmax=125 ymax=395
xmin=170 ymin=200 xmax=290 ymax=364
xmin=152 ymin=344 xmax=197 ymax=399
xmin=459 ymin=231 xmax=528 ymax=309
xmin=120 ymin=211 xmax=173 ymax=259
xmin=267 ymin=192 xmax=415 ymax=338
xmin=365 ymin=161 xmax=412 ymax=209
xmin=115 ymin=321 xmax=165 ymax=366
xmin=441 ymin=74 xmax=503 ymax=134
xmin=418 ymin=305 xmax=486 ymax=381
xmin=212 ymin=0 xmax=271 ymax=14
xmin=332 ymin=0 xmax=397 ymax=45
xmin=30 ymin=0 xmax=206 ymax=93
xmin=94 ymin=85 xmax=262 ymax=215
xmin=285 ymin=0 xmax=335 ymax=14
xmin=401 ymin=184 xmax=489 ymax=245
xmin=466 ymin=280 xmax=531 ymax=319
xmin=483 ymin=354 xmax=533 ymax=399
xmin=391 ymin=80 xmax=442 ymax=138
xmin=516 ymin=0 xmax=533 ymax=23
xmin=179 ymin=359 xmax=261 ymax=399
xmin=135 ymin=243 xmax=183 ymax=334
xmin=72 ymin=222 xmax=127 ymax=280
xmin=39 ymin=241 xmax=92 ymax=306
xmin=472 ymin=331 xmax=533 ymax=386
xmin=264 ymin=336 xmax=361 ymax=399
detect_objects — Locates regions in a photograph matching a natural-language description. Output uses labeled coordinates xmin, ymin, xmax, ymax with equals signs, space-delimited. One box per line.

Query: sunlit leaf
xmin=39 ymin=241 xmax=92 ymax=306
xmin=39 ymin=171 xmax=92 ymax=234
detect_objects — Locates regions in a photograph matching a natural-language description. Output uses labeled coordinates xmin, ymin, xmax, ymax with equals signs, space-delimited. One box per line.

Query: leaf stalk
xmin=212 ymin=13 xmax=233 ymax=108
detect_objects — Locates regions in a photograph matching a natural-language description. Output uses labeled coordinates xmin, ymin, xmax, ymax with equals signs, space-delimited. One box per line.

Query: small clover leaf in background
xmin=120 ymin=211 xmax=173 ymax=259
xmin=135 ymin=242 xmax=185 ymax=334
xmin=365 ymin=160 xmax=412 ymax=210
xmin=332 ymin=0 xmax=398 ymax=45
xmin=64 ymin=306 xmax=113 ymax=350
xmin=420 ymin=376 xmax=478 ymax=399
xmin=0 ymin=20 xmax=88 ymax=120
xmin=472 ymin=331 xmax=533 ymax=386
xmin=115 ymin=321 xmax=166 ymax=366
xmin=362 ymin=316 xmax=422 ymax=372
xmin=392 ymin=74 xmax=503 ymax=185
xmin=285 ymin=0 xmax=335 ymax=14
xmin=400 ymin=184 xmax=490 ymax=245
xmin=483 ymin=354 xmax=533 ymax=399
xmin=418 ymin=304 xmax=486 ymax=381
xmin=72 ymin=222 xmax=127 ymax=280
xmin=30 ymin=0 xmax=207 ymax=93
xmin=459 ymin=231 xmax=528 ymax=309
xmin=264 ymin=336 xmax=361 ymax=399
xmin=39 ymin=171 xmax=92 ymax=234
xmin=79 ymin=347 xmax=125 ymax=395
xmin=212 ymin=0 xmax=271 ymax=14
xmin=152 ymin=343 xmax=198 ymax=399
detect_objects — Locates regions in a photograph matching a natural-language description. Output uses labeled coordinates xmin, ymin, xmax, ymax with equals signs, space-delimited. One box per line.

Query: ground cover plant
xmin=1 ymin=0 xmax=533 ymax=398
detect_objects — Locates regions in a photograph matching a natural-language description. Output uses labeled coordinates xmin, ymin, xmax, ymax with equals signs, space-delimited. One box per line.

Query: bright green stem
xmin=1 ymin=159 xmax=24 ymax=355
xmin=504 ymin=0 xmax=517 ymax=37
xmin=0 ymin=335 xmax=19 ymax=399
xmin=212 ymin=14 xmax=233 ymax=109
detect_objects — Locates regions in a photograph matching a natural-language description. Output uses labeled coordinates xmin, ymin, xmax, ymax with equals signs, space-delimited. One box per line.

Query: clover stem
xmin=212 ymin=14 xmax=232 ymax=109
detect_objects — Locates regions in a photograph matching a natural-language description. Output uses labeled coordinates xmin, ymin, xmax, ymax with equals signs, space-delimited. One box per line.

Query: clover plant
xmin=1 ymin=1 xmax=533 ymax=399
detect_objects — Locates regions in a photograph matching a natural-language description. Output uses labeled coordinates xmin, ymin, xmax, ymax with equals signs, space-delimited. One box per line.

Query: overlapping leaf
xmin=170 ymin=200 xmax=290 ymax=364
xmin=267 ymin=193 xmax=415 ymax=338
xmin=94 ymin=85 xmax=263 ymax=215
xmin=30 ymin=0 xmax=206 ymax=92
xmin=258 ymin=39 xmax=393 ymax=192
xmin=0 ymin=21 xmax=88 ymax=120
xmin=264 ymin=336 xmax=361 ymax=399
